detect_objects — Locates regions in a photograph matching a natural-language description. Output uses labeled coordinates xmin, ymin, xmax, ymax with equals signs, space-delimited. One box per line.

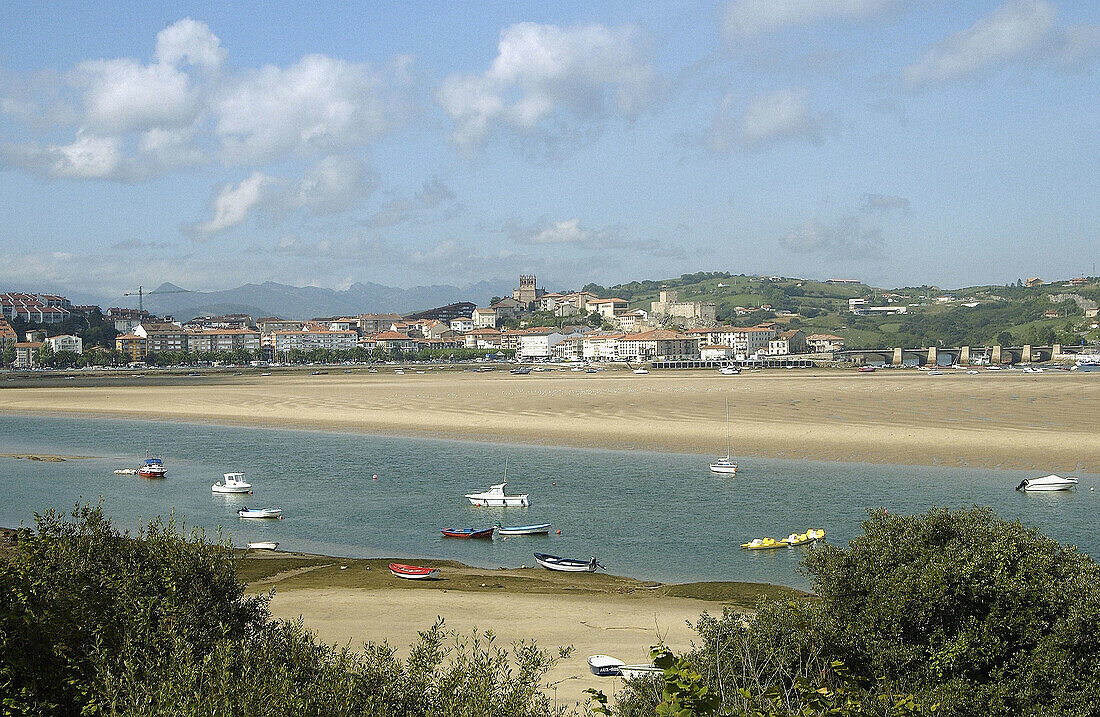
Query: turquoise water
xmin=0 ymin=414 xmax=1096 ymax=589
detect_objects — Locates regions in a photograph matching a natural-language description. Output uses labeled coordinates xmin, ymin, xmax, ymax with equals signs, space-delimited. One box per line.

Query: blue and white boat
xmin=534 ymin=552 xmax=601 ymax=572
xmin=495 ymin=522 xmax=551 ymax=535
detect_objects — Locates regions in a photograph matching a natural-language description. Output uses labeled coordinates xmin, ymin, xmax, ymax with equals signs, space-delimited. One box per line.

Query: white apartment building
xmin=44 ymin=334 xmax=82 ymax=354
xmin=450 ymin=317 xmax=475 ymax=333
xmin=806 ymin=334 xmax=845 ymax=352
xmin=187 ymin=329 xmax=261 ymax=353
xmin=614 ymin=309 xmax=649 ymax=331
xmin=272 ymin=329 xmax=358 ymax=353
xmin=581 ymin=333 xmax=623 ymax=361
xmin=585 ymin=298 xmax=629 ymax=319
xmin=516 ymin=330 xmax=567 ymax=359
xmin=617 ymin=329 xmax=699 ymax=361
xmin=472 ymin=307 xmax=498 ymax=328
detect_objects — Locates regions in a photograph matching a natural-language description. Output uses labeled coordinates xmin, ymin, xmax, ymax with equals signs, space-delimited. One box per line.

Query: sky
xmin=1 ymin=1 xmax=1098 ymax=304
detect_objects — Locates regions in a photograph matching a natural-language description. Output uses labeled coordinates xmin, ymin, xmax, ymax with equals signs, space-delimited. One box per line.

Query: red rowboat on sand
xmin=388 ymin=563 xmax=440 ymax=580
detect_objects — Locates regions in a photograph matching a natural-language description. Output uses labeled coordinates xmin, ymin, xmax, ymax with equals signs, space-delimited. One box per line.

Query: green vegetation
xmin=5 ymin=505 xmax=1096 ymax=716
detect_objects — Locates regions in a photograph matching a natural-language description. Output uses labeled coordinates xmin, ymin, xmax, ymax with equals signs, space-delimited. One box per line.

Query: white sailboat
xmin=709 ymin=399 xmax=738 ymax=474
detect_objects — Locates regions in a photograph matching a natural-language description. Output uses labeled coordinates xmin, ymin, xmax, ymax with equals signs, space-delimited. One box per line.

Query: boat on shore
xmin=588 ymin=655 xmax=625 ymax=676
xmin=709 ymin=399 xmax=738 ymax=474
xmin=620 ymin=664 xmax=664 ymax=680
xmin=138 ymin=457 xmax=167 ymax=478
xmin=466 ymin=481 xmax=530 ymax=507
xmin=718 ymin=365 xmax=740 ymax=375
xmin=857 ymin=366 xmax=876 ymax=373
xmin=741 ymin=537 xmax=786 ymax=550
xmin=247 ymin=541 xmax=279 ymax=550
xmin=534 ymin=552 xmax=602 ymax=572
xmin=388 ymin=563 xmax=440 ymax=579
xmin=1016 ymin=474 xmax=1078 ymax=492
xmin=212 ymin=472 xmax=252 ymax=493
xmin=495 ymin=522 xmax=551 ymax=535
xmin=441 ymin=527 xmax=495 ymax=539
xmin=238 ymin=507 xmax=283 ymax=519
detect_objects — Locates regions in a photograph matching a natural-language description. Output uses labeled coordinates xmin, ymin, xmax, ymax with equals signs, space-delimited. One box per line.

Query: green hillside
xmin=574 ymin=273 xmax=1100 ymax=349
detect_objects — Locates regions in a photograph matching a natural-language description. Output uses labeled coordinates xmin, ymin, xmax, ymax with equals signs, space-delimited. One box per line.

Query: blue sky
xmin=1 ymin=1 xmax=1097 ymax=303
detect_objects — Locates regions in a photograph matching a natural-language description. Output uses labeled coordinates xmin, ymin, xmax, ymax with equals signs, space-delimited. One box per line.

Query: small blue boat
xmin=495 ymin=522 xmax=552 ymax=535
xmin=441 ymin=527 xmax=495 ymax=539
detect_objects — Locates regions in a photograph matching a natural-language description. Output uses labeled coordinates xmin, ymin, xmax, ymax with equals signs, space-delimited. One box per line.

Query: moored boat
xmin=466 ymin=481 xmax=530 ymax=507
xmin=709 ymin=399 xmax=738 ymax=474
xmin=782 ymin=528 xmax=826 ymax=546
xmin=388 ymin=563 xmax=440 ymax=579
xmin=247 ymin=541 xmax=279 ymax=550
xmin=495 ymin=522 xmax=552 ymax=535
xmin=741 ymin=537 xmax=786 ymax=550
xmin=212 ymin=472 xmax=252 ymax=493
xmin=588 ymin=654 xmax=625 ymax=676
xmin=1016 ymin=474 xmax=1078 ymax=492
xmin=534 ymin=552 xmax=601 ymax=572
xmin=238 ymin=507 xmax=283 ymax=519
xmin=138 ymin=457 xmax=167 ymax=478
xmin=440 ymin=527 xmax=495 ymax=539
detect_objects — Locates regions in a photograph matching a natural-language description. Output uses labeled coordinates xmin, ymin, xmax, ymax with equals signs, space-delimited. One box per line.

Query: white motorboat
xmin=495 ymin=522 xmax=552 ymax=535
xmin=1016 ymin=474 xmax=1078 ymax=492
xmin=718 ymin=365 xmax=740 ymax=375
xmin=247 ymin=541 xmax=279 ymax=550
xmin=238 ymin=507 xmax=283 ymax=519
xmin=588 ymin=655 xmax=625 ymax=676
xmin=710 ymin=399 xmax=738 ymax=474
xmin=212 ymin=472 xmax=252 ymax=493
xmin=466 ymin=482 xmax=529 ymax=507
xmin=620 ymin=664 xmax=664 ymax=680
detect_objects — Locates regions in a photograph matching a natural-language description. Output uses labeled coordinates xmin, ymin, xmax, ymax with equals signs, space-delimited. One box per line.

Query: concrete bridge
xmin=842 ymin=343 xmax=1088 ymax=367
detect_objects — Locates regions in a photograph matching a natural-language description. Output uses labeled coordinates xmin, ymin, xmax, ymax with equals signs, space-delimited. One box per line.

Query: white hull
xmin=710 ymin=460 xmax=737 ymax=474
xmin=496 ymin=523 xmax=551 ymax=535
xmin=588 ymin=655 xmax=625 ymax=676
xmin=1017 ymin=474 xmax=1078 ymax=492
xmin=238 ymin=508 xmax=282 ymax=519
xmin=390 ymin=568 xmax=439 ymax=580
xmin=468 ymin=497 xmax=529 ymax=507
xmin=534 ymin=554 xmax=599 ymax=572
xmin=213 ymin=485 xmax=251 ymax=493
xmin=247 ymin=541 xmax=279 ymax=550
xmin=620 ymin=664 xmax=663 ymax=680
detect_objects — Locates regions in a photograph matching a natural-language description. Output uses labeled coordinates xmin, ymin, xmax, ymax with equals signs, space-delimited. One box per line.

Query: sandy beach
xmin=238 ymin=553 xmax=796 ymax=708
xmin=2 ymin=368 xmax=1097 ymax=471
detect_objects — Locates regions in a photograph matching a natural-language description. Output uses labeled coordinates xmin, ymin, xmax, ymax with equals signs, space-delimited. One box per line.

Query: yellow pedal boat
xmin=741 ymin=537 xmax=786 ymax=550
xmin=782 ymin=528 xmax=826 ymax=546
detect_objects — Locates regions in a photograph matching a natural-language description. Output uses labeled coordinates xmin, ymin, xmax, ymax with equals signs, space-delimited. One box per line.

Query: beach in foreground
xmin=238 ymin=552 xmax=800 ymax=708
xmin=1 ymin=368 xmax=1097 ymax=471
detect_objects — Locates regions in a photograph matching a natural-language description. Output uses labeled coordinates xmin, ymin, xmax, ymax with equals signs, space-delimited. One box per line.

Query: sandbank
xmin=240 ymin=553 xmax=796 ymax=708
xmin=2 ymin=368 xmax=1097 ymax=471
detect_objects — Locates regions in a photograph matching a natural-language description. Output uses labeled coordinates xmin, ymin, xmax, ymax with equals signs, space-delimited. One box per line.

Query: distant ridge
xmin=141 ymin=280 xmax=512 ymax=321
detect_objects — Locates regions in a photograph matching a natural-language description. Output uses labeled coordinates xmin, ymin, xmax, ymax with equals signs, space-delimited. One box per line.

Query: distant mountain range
xmin=138 ymin=280 xmax=514 ymax=321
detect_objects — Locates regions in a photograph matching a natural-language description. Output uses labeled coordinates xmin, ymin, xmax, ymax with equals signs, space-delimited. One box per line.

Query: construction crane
xmin=122 ymin=285 xmax=191 ymax=312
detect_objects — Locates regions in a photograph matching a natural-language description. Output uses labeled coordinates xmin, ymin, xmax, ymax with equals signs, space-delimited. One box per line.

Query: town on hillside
xmin=2 ymin=272 xmax=1099 ymax=370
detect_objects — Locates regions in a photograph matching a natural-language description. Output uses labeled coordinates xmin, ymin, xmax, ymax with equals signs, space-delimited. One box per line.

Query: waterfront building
xmin=357 ymin=313 xmax=403 ymax=333
xmin=700 ymin=344 xmax=735 ymax=360
xmin=271 ymin=329 xmax=358 ymax=353
xmin=0 ymin=318 xmax=16 ymax=349
xmin=464 ymin=327 xmax=502 ymax=349
xmin=617 ymin=329 xmax=699 ymax=361
xmin=768 ymin=330 xmax=806 ymax=356
xmin=186 ymin=329 xmax=261 ymax=353
xmin=115 ymin=334 xmax=146 ymax=361
xmin=256 ymin=317 xmax=303 ymax=333
xmin=516 ymin=327 xmax=567 ymax=359
xmin=135 ymin=322 xmax=187 ymax=353
xmin=44 ymin=334 xmax=82 ymax=354
xmin=806 ymin=334 xmax=845 ymax=352
xmin=13 ymin=342 xmax=42 ymax=368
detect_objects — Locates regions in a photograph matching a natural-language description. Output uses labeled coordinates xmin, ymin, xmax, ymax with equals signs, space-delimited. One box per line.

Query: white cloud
xmin=215 ymin=54 xmax=402 ymax=164
xmin=291 ymin=155 xmax=376 ymax=214
xmin=780 ymin=215 xmax=886 ymax=259
xmin=903 ymin=0 xmax=1057 ymax=87
xmin=505 ymin=217 xmax=684 ymax=258
xmin=154 ymin=17 xmax=226 ymax=71
xmin=722 ymin=0 xmax=899 ymax=38
xmin=437 ymin=22 xmax=659 ymax=148
xmin=193 ymin=171 xmax=276 ymax=235
xmin=2 ymin=132 xmax=129 ymax=179
xmin=740 ymin=88 xmax=827 ymax=147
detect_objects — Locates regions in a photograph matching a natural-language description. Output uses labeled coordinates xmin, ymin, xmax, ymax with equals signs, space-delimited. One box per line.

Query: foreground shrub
xmin=0 ymin=505 xmax=566 ymax=717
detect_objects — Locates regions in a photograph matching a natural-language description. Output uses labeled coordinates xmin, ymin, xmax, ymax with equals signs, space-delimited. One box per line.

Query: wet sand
xmin=1 ymin=367 xmax=1097 ymax=471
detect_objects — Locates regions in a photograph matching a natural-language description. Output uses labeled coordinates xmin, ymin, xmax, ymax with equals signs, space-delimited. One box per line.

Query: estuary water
xmin=1 ymin=414 xmax=1096 ymax=589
